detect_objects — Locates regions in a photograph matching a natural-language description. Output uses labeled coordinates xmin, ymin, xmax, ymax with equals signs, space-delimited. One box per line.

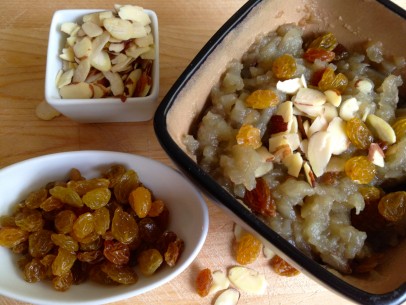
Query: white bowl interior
xmin=45 ymin=9 xmax=160 ymax=123
xmin=0 ymin=151 xmax=208 ymax=305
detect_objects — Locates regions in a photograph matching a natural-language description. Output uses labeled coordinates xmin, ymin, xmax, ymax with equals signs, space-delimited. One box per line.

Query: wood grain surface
xmin=0 ymin=0 xmax=405 ymax=304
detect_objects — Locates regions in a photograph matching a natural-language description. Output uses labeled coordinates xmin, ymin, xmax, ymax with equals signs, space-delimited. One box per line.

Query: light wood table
xmin=0 ymin=1 xmax=405 ymax=304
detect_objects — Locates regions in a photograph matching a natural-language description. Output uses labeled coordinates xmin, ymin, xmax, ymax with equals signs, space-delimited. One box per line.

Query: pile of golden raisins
xmin=0 ymin=165 xmax=184 ymax=291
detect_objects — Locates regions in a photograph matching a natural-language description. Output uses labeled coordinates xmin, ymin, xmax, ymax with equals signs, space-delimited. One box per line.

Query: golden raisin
xmin=235 ymin=233 xmax=262 ymax=265
xmin=359 ymin=186 xmax=382 ymax=204
xmin=236 ymin=124 xmax=262 ymax=149
xmin=346 ymin=117 xmax=374 ymax=150
xmin=49 ymin=186 xmax=83 ymax=208
xmin=303 ymin=48 xmax=335 ymax=63
xmin=318 ymin=67 xmax=348 ymax=93
xmin=377 ymin=192 xmax=406 ymax=222
xmin=308 ymin=32 xmax=338 ymax=51
xmin=196 ymin=268 xmax=213 ymax=297
xmin=0 ymin=227 xmax=29 ymax=248
xmin=270 ymin=255 xmax=300 ymax=276
xmin=245 ymin=89 xmax=279 ymax=109
xmin=129 ymin=186 xmax=152 ymax=218
xmin=164 ymin=238 xmax=184 ymax=267
xmin=392 ymin=117 xmax=406 ymax=141
xmin=345 ymin=156 xmax=376 ymax=184
xmin=148 ymin=199 xmax=165 ymax=217
xmin=272 ymin=54 xmax=296 ymax=80
xmin=137 ymin=249 xmax=163 ymax=276
xmin=82 ymin=187 xmax=111 ymax=210
xmin=111 ymin=207 xmax=138 ymax=244
xmin=100 ymin=261 xmax=138 ymax=284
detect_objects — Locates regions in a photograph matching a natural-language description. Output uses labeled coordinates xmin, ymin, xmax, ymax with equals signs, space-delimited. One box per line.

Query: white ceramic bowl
xmin=45 ymin=9 xmax=160 ymax=123
xmin=0 ymin=151 xmax=208 ymax=305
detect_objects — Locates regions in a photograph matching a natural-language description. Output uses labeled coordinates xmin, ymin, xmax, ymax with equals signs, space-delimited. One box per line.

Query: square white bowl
xmin=45 ymin=9 xmax=159 ymax=123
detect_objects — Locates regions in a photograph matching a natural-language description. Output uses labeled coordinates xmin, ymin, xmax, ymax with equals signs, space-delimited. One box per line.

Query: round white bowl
xmin=45 ymin=9 xmax=160 ymax=123
xmin=0 ymin=151 xmax=208 ymax=305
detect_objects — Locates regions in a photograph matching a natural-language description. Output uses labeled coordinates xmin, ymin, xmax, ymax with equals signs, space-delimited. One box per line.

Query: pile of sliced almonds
xmin=57 ymin=4 xmax=155 ymax=100
xmin=255 ymin=75 xmax=397 ymax=187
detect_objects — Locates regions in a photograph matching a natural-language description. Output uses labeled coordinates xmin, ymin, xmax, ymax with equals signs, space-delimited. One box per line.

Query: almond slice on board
xmin=228 ymin=266 xmax=268 ymax=295
xmin=214 ymin=288 xmax=240 ymax=305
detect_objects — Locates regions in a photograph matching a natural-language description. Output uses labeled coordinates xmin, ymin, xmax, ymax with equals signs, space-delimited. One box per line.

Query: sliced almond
xmin=61 ymin=22 xmax=80 ymax=35
xmin=72 ymin=58 xmax=91 ymax=83
xmin=109 ymin=42 xmax=125 ymax=53
xmin=73 ymin=36 xmax=92 ymax=59
xmin=56 ymin=69 xmax=74 ymax=88
xmin=118 ymin=5 xmax=151 ymax=26
xmin=255 ymin=146 xmax=274 ymax=177
xmin=103 ymin=17 xmax=135 ymax=40
xmin=293 ymin=103 xmax=325 ymax=118
xmin=35 ymin=100 xmax=60 ymax=121
xmin=368 ymin=143 xmax=385 ymax=167
xmin=91 ymin=83 xmax=110 ymax=98
xmin=133 ymin=22 xmax=149 ymax=39
xmin=81 ymin=21 xmax=103 ymax=37
xmin=90 ymin=51 xmax=111 ymax=72
xmin=214 ymin=288 xmax=240 ymax=305
xmin=228 ymin=266 xmax=268 ymax=295
xmin=355 ymin=79 xmax=373 ymax=94
xmin=308 ymin=116 xmax=328 ymax=137
xmin=233 ymin=223 xmax=245 ymax=242
xmin=98 ymin=11 xmax=114 ymax=23
xmin=302 ymin=120 xmax=310 ymax=138
xmin=125 ymin=69 xmax=142 ymax=96
xmin=273 ymin=144 xmax=293 ymax=162
xmin=55 ymin=69 xmax=63 ymax=86
xmin=111 ymin=53 xmax=129 ymax=65
xmin=323 ymin=103 xmax=338 ymax=122
xmin=290 ymin=116 xmax=298 ymax=134
xmin=299 ymin=138 xmax=309 ymax=156
xmin=324 ymin=89 xmax=342 ymax=107
xmin=82 ymin=13 xmax=101 ymax=26
xmin=144 ymin=25 xmax=152 ymax=34
xmin=66 ymin=36 xmax=77 ymax=47
xmin=282 ymin=152 xmax=303 ymax=177
xmin=91 ymin=31 xmax=110 ymax=55
xmin=276 ymin=77 xmax=304 ymax=94
xmin=326 ymin=117 xmax=350 ymax=155
xmin=111 ymin=56 xmax=133 ymax=73
xmin=365 ymin=114 xmax=396 ymax=144
xmin=140 ymin=46 xmax=155 ymax=60
xmin=303 ymin=162 xmax=316 ymax=187
xmin=85 ymin=69 xmax=104 ymax=83
xmin=126 ymin=45 xmax=151 ymax=59
xmin=135 ymin=33 xmax=154 ymax=47
xmin=293 ymin=87 xmax=326 ymax=107
xmin=59 ymin=82 xmax=93 ymax=99
xmin=307 ymin=131 xmax=333 ymax=177
xmin=275 ymin=101 xmax=293 ymax=132
xmin=103 ymin=71 xmax=124 ymax=96
xmin=263 ymin=246 xmax=275 ymax=259
xmin=59 ymin=47 xmax=75 ymax=62
xmin=326 ymin=156 xmax=346 ymax=172
xmin=269 ymin=133 xmax=300 ymax=153
xmin=339 ymin=97 xmax=359 ymax=121
xmin=209 ymin=270 xmax=231 ymax=295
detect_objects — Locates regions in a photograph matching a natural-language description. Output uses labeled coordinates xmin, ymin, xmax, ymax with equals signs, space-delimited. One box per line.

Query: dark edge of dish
xmin=377 ymin=0 xmax=406 ymax=18
xmin=153 ymin=0 xmax=406 ymax=304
